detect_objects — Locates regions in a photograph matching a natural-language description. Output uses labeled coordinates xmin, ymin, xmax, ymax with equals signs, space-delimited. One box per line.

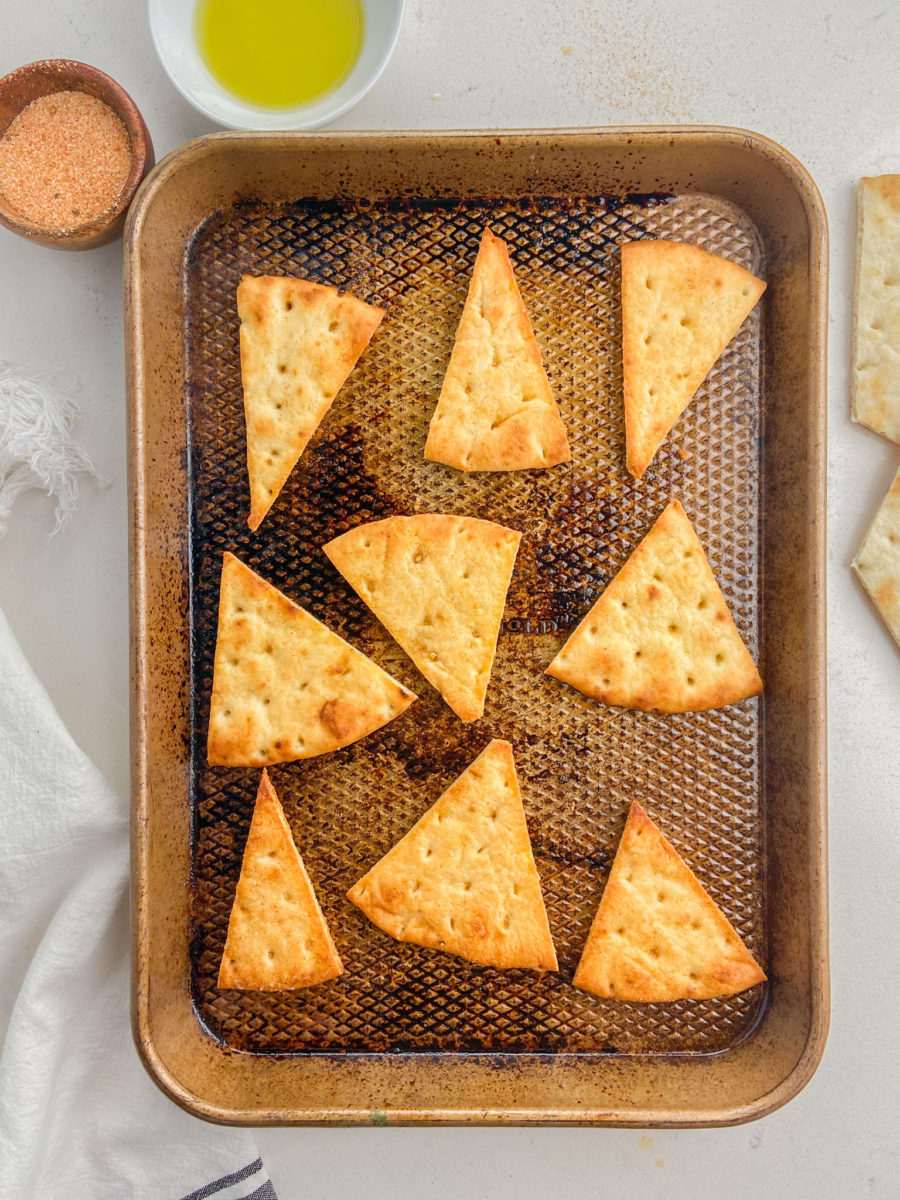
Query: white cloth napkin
xmin=0 ymin=606 xmax=277 ymax=1200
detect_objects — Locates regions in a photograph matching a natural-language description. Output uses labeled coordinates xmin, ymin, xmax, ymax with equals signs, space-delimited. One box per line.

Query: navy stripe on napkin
xmin=244 ymin=1183 xmax=278 ymax=1200
xmin=180 ymin=1157 xmax=276 ymax=1200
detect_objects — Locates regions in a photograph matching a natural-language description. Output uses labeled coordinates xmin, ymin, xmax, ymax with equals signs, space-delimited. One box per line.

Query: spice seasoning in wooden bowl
xmin=0 ymin=92 xmax=131 ymax=230
xmin=0 ymin=60 xmax=154 ymax=250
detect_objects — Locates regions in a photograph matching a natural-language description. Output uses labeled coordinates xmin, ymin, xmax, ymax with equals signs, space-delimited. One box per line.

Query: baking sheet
xmin=128 ymin=129 xmax=827 ymax=1124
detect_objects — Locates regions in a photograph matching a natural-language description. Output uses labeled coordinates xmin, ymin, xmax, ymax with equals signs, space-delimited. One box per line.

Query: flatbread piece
xmin=238 ymin=274 xmax=384 ymax=530
xmin=622 ymin=239 xmax=766 ymax=477
xmin=546 ymin=499 xmax=762 ymax=712
xmin=207 ymin=551 xmax=415 ymax=765
xmin=324 ymin=514 xmax=521 ymax=721
xmin=218 ymin=770 xmax=343 ymax=989
xmin=347 ymin=739 xmax=558 ymax=970
xmin=853 ymin=464 xmax=900 ymax=648
xmin=573 ymin=802 xmax=766 ymax=1001
xmin=852 ymin=176 xmax=900 ymax=444
xmin=424 ymin=228 xmax=570 ymax=472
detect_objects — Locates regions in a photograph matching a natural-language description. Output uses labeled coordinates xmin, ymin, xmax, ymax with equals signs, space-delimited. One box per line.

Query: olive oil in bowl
xmin=195 ymin=0 xmax=364 ymax=110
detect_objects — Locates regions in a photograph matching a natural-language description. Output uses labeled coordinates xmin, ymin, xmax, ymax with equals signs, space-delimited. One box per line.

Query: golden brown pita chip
xmin=573 ymin=802 xmax=766 ymax=1001
xmin=347 ymin=740 xmax=557 ymax=971
xmin=622 ymin=240 xmax=766 ymax=477
xmin=852 ymin=176 xmax=900 ymax=444
xmin=218 ymin=770 xmax=343 ymax=989
xmin=207 ymin=552 xmax=415 ymax=766
xmin=323 ymin=514 xmax=521 ymax=721
xmin=424 ymin=228 xmax=570 ymax=472
xmin=238 ymin=275 xmax=383 ymax=530
xmin=853 ymin=465 xmax=900 ymax=648
xmin=546 ymin=500 xmax=761 ymax=712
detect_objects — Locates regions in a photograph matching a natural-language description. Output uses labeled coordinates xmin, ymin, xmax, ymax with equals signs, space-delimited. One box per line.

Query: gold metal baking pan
xmin=126 ymin=128 xmax=828 ymax=1125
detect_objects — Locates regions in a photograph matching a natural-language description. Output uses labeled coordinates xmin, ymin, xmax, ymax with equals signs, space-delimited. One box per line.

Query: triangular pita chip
xmin=622 ymin=239 xmax=766 ymax=477
xmin=218 ymin=770 xmax=343 ymax=989
xmin=324 ymin=514 xmax=521 ymax=721
xmin=347 ymin=740 xmax=558 ymax=970
xmin=207 ymin=552 xmax=415 ymax=765
xmin=238 ymin=274 xmax=384 ymax=530
xmin=546 ymin=500 xmax=762 ymax=712
xmin=852 ymin=176 xmax=900 ymax=444
xmin=853 ymin=464 xmax=900 ymax=648
xmin=424 ymin=228 xmax=570 ymax=472
xmin=573 ymin=802 xmax=766 ymax=1001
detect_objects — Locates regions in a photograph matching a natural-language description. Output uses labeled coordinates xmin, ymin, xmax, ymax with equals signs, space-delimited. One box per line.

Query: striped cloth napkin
xmin=0 ymin=605 xmax=277 ymax=1200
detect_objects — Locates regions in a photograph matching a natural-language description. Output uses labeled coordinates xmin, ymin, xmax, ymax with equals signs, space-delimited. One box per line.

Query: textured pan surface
xmin=187 ymin=191 xmax=765 ymax=1055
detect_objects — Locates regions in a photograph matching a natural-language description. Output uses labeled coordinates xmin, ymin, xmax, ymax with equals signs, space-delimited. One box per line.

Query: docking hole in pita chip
xmin=207 ymin=551 xmax=415 ymax=766
xmin=238 ymin=275 xmax=383 ymax=530
xmin=218 ymin=770 xmax=343 ymax=990
xmin=347 ymin=739 xmax=558 ymax=971
xmin=573 ymin=802 xmax=766 ymax=1002
xmin=546 ymin=499 xmax=762 ymax=712
xmin=621 ymin=239 xmax=765 ymax=477
xmin=424 ymin=227 xmax=570 ymax=472
xmin=323 ymin=513 xmax=522 ymax=721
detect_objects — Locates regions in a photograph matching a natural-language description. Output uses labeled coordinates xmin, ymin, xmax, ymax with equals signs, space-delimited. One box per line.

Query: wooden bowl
xmin=0 ymin=59 xmax=154 ymax=250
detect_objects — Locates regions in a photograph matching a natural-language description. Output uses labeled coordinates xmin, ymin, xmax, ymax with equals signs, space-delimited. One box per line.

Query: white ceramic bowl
xmin=148 ymin=0 xmax=404 ymax=130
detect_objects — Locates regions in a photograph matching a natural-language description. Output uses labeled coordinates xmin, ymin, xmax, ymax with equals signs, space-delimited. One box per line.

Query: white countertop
xmin=2 ymin=2 xmax=899 ymax=1196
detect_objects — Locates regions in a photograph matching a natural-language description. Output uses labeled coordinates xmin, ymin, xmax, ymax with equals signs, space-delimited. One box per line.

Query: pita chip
xmin=573 ymin=802 xmax=766 ymax=1001
xmin=207 ymin=552 xmax=415 ymax=766
xmin=238 ymin=275 xmax=384 ymax=530
xmin=546 ymin=500 xmax=762 ymax=712
xmin=853 ymin=465 xmax=900 ymax=648
xmin=218 ymin=770 xmax=343 ymax=989
xmin=347 ymin=740 xmax=558 ymax=971
xmin=324 ymin=514 xmax=521 ymax=721
xmin=852 ymin=176 xmax=900 ymax=444
xmin=622 ymin=239 xmax=766 ymax=477
xmin=424 ymin=228 xmax=570 ymax=472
